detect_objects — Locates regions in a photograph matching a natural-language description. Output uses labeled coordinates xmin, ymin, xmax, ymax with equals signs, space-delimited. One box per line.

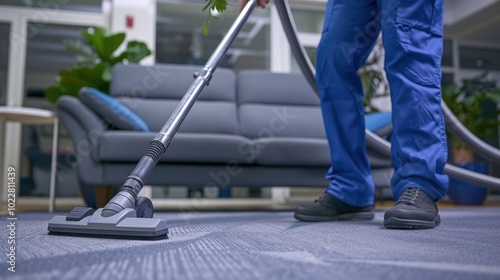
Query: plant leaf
xmin=83 ymin=27 xmax=107 ymax=59
xmin=202 ymin=22 xmax=210 ymax=36
xmin=113 ymin=41 xmax=152 ymax=64
xmin=102 ymin=32 xmax=126 ymax=61
xmin=45 ymin=86 xmax=68 ymax=104
xmin=83 ymin=27 xmax=126 ymax=62
xmin=101 ymin=66 xmax=113 ymax=83
xmin=214 ymin=0 xmax=227 ymax=12
xmin=202 ymin=0 xmax=214 ymax=11
xmin=64 ymin=38 xmax=97 ymax=66
xmin=45 ymin=27 xmax=151 ymax=103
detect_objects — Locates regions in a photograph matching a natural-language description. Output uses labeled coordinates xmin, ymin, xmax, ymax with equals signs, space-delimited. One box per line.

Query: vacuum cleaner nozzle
xmin=47 ymin=207 xmax=169 ymax=240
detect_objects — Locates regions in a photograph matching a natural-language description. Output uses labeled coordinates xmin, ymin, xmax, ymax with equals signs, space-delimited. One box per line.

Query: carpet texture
xmin=1 ymin=209 xmax=500 ymax=280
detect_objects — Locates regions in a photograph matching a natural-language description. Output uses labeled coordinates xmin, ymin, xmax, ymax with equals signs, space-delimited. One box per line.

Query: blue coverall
xmin=317 ymin=0 xmax=449 ymax=207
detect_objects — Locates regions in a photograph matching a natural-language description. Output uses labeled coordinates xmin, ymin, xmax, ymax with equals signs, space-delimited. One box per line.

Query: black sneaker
xmin=384 ymin=187 xmax=440 ymax=229
xmin=294 ymin=193 xmax=375 ymax=222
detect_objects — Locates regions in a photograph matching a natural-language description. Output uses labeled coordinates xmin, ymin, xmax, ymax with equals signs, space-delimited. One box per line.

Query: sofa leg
xmin=95 ymin=185 xmax=114 ymax=208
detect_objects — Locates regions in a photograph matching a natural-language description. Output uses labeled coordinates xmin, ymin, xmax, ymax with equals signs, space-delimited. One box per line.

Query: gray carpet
xmin=1 ymin=209 xmax=500 ymax=280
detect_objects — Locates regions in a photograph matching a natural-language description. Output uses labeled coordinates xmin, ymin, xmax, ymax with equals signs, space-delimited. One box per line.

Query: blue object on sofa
xmin=365 ymin=112 xmax=392 ymax=132
xmin=79 ymin=87 xmax=150 ymax=132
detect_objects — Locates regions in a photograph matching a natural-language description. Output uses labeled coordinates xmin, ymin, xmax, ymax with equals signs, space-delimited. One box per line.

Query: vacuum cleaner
xmin=47 ymin=0 xmax=258 ymax=240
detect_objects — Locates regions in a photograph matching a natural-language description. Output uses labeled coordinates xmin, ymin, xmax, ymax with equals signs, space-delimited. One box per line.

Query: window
xmin=0 ymin=23 xmax=9 ymax=105
xmin=0 ymin=0 xmax=103 ymax=12
xmin=442 ymin=73 xmax=454 ymax=86
xmin=442 ymin=39 xmax=453 ymax=67
xmin=288 ymin=8 xmax=324 ymax=74
xmin=459 ymin=46 xmax=500 ymax=71
xmin=156 ymin=1 xmax=270 ymax=71
xmin=290 ymin=9 xmax=325 ymax=34
xmin=153 ymin=1 xmax=272 ymax=200
xmin=24 ymin=23 xmax=87 ymax=101
xmin=291 ymin=46 xmax=317 ymax=73
xmin=21 ymin=23 xmax=90 ymax=198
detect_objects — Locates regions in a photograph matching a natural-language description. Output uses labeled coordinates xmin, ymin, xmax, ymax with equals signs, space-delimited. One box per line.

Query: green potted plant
xmin=442 ymin=74 xmax=500 ymax=205
xmin=45 ymin=26 xmax=152 ymax=103
xmin=442 ymin=74 xmax=500 ymax=161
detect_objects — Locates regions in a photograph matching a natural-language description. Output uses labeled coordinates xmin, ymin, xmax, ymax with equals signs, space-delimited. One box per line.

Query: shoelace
xmin=314 ymin=195 xmax=326 ymax=203
xmin=398 ymin=188 xmax=420 ymax=205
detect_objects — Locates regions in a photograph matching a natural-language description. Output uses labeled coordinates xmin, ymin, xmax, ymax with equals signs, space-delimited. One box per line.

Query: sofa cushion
xmin=114 ymin=98 xmax=238 ymax=134
xmin=79 ymin=87 xmax=150 ymax=131
xmin=237 ymin=70 xmax=326 ymax=140
xmin=253 ymin=137 xmax=330 ymax=166
xmin=98 ymin=132 xmax=255 ymax=164
xmin=110 ymin=63 xmax=239 ymax=134
xmin=238 ymin=104 xmax=326 ymax=139
xmin=110 ymin=63 xmax=236 ymax=101
xmin=238 ymin=70 xmax=319 ymax=106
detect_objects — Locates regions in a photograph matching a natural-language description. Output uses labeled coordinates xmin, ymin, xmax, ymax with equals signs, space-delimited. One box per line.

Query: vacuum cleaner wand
xmin=48 ymin=0 xmax=257 ymax=240
xmin=102 ymin=0 xmax=257 ymax=216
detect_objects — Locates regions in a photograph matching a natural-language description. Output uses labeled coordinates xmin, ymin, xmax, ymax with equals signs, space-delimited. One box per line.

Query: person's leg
xmin=294 ymin=0 xmax=379 ymax=221
xmin=317 ymin=0 xmax=380 ymax=208
xmin=378 ymin=0 xmax=448 ymax=228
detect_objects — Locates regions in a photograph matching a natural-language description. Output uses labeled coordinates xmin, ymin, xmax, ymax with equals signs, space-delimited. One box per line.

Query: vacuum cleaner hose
xmin=441 ymin=101 xmax=500 ymax=163
xmin=274 ymin=0 xmax=500 ymax=189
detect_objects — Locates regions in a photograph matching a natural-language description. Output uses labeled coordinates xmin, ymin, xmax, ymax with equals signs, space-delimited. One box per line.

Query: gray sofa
xmin=57 ymin=63 xmax=393 ymax=203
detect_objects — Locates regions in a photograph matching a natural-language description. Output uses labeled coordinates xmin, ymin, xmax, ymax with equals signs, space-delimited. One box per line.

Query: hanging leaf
xmin=202 ymin=0 xmax=214 ymax=11
xmin=214 ymin=0 xmax=227 ymax=12
xmin=202 ymin=22 xmax=210 ymax=36
xmin=201 ymin=0 xmax=230 ymax=36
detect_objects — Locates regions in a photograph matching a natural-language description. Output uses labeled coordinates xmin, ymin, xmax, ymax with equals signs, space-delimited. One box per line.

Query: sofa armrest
xmin=57 ymin=96 xmax=106 ymax=160
xmin=56 ymin=96 xmax=107 ymax=185
xmin=57 ymin=96 xmax=105 ymax=134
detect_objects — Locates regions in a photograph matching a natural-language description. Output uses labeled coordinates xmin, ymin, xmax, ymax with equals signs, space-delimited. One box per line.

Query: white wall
xmin=110 ymin=0 xmax=156 ymax=65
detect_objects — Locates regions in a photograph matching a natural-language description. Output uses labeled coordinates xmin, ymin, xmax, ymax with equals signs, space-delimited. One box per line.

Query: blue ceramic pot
xmin=448 ymin=162 xmax=489 ymax=205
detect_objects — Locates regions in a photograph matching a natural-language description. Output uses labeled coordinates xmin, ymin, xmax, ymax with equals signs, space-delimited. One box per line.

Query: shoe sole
xmin=294 ymin=212 xmax=375 ymax=222
xmin=383 ymin=215 xmax=441 ymax=229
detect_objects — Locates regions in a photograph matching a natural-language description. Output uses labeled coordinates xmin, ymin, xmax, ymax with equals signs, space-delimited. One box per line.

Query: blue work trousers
xmin=317 ymin=0 xmax=449 ymax=207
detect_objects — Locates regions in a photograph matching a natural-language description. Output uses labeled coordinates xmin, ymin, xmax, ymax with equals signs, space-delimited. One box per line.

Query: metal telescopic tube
xmin=101 ymin=0 xmax=257 ymax=217
xmin=152 ymin=0 xmax=257 ymax=146
xmin=274 ymin=0 xmax=500 ymax=190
